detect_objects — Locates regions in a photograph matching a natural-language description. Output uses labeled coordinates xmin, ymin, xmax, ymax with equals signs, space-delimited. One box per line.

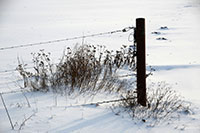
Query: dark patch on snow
xmin=142 ymin=119 xmax=146 ymax=123
xmin=159 ymin=26 xmax=169 ymax=30
xmin=184 ymin=5 xmax=193 ymax=8
xmin=151 ymin=31 xmax=161 ymax=35
xmin=156 ymin=37 xmax=167 ymax=40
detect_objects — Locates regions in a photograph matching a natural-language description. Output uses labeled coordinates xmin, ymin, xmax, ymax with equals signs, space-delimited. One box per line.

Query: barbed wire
xmin=0 ymin=88 xmax=32 ymax=95
xmin=0 ymin=69 xmax=18 ymax=74
xmin=0 ymin=72 xmax=136 ymax=89
xmin=0 ymin=88 xmax=135 ymax=107
xmin=0 ymin=78 xmax=25 ymax=86
xmin=51 ymin=97 xmax=136 ymax=108
xmin=0 ymin=66 xmax=33 ymax=74
xmin=0 ymin=27 xmax=134 ymax=51
xmin=0 ymin=64 xmax=136 ymax=77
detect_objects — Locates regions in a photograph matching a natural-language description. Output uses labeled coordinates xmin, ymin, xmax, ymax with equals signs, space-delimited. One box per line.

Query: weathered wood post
xmin=136 ymin=18 xmax=146 ymax=106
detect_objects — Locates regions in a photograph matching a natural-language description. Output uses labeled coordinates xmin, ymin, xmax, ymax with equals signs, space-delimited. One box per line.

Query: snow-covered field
xmin=0 ymin=0 xmax=200 ymax=132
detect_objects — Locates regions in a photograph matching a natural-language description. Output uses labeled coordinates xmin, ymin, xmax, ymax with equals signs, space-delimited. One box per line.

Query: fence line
xmin=0 ymin=63 xmax=136 ymax=76
xmin=0 ymin=88 xmax=32 ymax=95
xmin=0 ymin=72 xmax=136 ymax=94
xmin=0 ymin=87 xmax=135 ymax=107
xmin=0 ymin=69 xmax=17 ymax=74
xmin=0 ymin=68 xmax=19 ymax=74
xmin=0 ymin=79 xmax=24 ymax=86
xmin=50 ymin=97 xmax=136 ymax=109
xmin=0 ymin=27 xmax=134 ymax=51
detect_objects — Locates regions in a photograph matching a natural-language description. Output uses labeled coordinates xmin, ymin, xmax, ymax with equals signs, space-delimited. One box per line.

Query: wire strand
xmin=0 ymin=27 xmax=134 ymax=51
xmin=0 ymin=88 xmax=135 ymax=107
xmin=0 ymin=66 xmax=33 ymax=74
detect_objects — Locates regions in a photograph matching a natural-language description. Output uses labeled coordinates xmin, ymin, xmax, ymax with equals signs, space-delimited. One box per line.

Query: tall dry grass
xmin=17 ymin=44 xmax=137 ymax=95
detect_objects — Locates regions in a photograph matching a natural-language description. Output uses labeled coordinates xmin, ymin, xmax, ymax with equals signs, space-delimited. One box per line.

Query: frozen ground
xmin=0 ymin=0 xmax=200 ymax=132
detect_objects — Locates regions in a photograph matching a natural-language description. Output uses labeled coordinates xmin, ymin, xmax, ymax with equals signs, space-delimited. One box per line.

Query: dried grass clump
xmin=17 ymin=44 xmax=137 ymax=95
xmin=114 ymin=82 xmax=191 ymax=125
xmin=17 ymin=50 xmax=53 ymax=92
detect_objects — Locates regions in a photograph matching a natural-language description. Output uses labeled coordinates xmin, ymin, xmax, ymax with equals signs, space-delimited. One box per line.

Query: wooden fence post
xmin=136 ymin=18 xmax=146 ymax=106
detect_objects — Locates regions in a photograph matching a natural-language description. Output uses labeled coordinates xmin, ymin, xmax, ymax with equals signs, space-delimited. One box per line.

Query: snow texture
xmin=0 ymin=0 xmax=200 ymax=132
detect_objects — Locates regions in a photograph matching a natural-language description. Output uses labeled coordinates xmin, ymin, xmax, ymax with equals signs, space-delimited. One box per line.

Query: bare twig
xmin=0 ymin=93 xmax=14 ymax=130
xmin=18 ymin=112 xmax=36 ymax=130
xmin=21 ymin=91 xmax=31 ymax=108
xmin=18 ymin=85 xmax=31 ymax=108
